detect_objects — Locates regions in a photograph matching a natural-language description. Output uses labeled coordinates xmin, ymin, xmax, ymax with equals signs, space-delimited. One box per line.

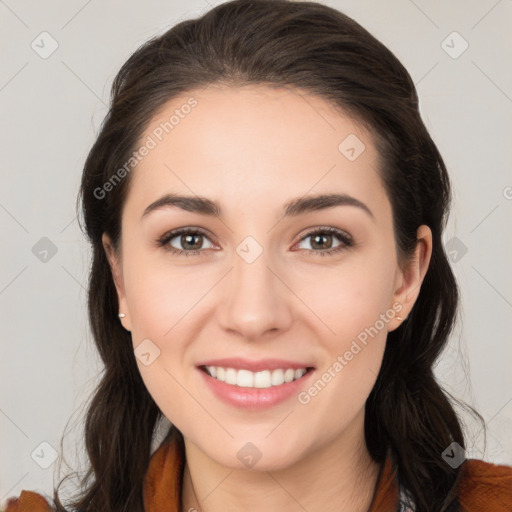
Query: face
xmin=103 ymin=84 xmax=431 ymax=471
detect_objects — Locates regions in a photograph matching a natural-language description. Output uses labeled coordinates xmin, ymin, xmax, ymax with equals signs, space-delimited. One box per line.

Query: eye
xmin=294 ymin=227 xmax=353 ymax=257
xmin=157 ymin=226 xmax=353 ymax=257
xmin=157 ymin=227 xmax=216 ymax=256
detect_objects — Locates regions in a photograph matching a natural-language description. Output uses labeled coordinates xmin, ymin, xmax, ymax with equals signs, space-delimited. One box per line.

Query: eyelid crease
xmin=156 ymin=225 xmax=354 ymax=257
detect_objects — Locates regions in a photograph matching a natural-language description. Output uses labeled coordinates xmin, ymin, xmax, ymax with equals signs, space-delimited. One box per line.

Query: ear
xmin=388 ymin=225 xmax=432 ymax=331
xmin=102 ymin=232 xmax=132 ymax=332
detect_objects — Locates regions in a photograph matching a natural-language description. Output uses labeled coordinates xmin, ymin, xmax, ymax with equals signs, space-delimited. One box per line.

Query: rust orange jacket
xmin=4 ymin=433 xmax=512 ymax=511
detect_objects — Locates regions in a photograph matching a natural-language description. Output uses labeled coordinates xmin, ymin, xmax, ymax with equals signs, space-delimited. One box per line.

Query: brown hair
xmin=49 ymin=1 xmax=484 ymax=510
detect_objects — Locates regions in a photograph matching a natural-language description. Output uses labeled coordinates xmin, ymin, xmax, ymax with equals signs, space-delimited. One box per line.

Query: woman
xmin=4 ymin=1 xmax=511 ymax=511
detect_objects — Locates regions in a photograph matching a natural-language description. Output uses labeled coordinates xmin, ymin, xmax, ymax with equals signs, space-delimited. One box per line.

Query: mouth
xmin=199 ymin=365 xmax=314 ymax=389
xmin=196 ymin=357 xmax=316 ymax=409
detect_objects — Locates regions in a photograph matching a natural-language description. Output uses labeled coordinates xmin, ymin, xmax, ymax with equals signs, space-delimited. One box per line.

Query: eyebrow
xmin=141 ymin=192 xmax=374 ymax=221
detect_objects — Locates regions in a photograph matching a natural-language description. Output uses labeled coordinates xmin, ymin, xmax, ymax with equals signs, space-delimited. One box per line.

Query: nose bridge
xmin=217 ymin=235 xmax=291 ymax=340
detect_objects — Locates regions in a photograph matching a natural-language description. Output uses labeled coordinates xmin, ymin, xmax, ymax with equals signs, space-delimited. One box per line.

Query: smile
xmin=202 ymin=366 xmax=309 ymax=388
xmin=197 ymin=360 xmax=315 ymax=409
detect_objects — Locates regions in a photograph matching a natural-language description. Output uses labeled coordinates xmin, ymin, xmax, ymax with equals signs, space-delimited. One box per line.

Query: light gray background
xmin=1 ymin=0 xmax=511 ymax=504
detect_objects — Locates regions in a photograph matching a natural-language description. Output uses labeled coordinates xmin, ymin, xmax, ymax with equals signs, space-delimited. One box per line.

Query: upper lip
xmin=197 ymin=358 xmax=314 ymax=372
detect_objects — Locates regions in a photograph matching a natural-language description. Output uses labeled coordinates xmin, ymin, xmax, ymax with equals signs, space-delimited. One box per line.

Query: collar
xmin=143 ymin=429 xmax=400 ymax=512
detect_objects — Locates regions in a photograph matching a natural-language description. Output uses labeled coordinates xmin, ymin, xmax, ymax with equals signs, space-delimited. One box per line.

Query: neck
xmin=181 ymin=411 xmax=381 ymax=512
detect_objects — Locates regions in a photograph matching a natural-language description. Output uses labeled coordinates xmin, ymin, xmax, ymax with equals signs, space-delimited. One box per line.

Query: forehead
xmin=124 ymin=84 xmax=389 ymax=222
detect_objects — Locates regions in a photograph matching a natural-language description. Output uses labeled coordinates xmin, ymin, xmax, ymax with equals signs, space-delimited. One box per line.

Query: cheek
xmin=297 ymin=284 xmax=389 ymax=431
xmin=123 ymin=249 xmax=214 ymax=338
xmin=290 ymin=246 xmax=395 ymax=405
xmin=122 ymin=251 xmax=204 ymax=427
xmin=289 ymin=246 xmax=397 ymax=341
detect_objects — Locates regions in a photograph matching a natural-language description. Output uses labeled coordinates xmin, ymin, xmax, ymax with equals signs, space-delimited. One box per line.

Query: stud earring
xmin=118 ymin=313 xmax=126 ymax=319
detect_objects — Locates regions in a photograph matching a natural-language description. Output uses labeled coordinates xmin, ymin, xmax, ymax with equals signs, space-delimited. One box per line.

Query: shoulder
xmin=457 ymin=458 xmax=512 ymax=512
xmin=2 ymin=490 xmax=54 ymax=512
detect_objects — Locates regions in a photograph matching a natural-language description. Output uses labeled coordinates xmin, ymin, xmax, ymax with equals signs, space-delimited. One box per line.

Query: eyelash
xmin=156 ymin=226 xmax=353 ymax=258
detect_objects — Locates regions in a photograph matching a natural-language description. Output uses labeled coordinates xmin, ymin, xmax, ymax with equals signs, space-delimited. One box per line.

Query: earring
xmin=396 ymin=316 xmax=403 ymax=321
xmin=118 ymin=313 xmax=126 ymax=319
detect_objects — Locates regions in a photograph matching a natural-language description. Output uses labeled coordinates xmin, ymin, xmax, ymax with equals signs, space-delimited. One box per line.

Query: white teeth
xmin=284 ymin=368 xmax=295 ymax=383
xmin=236 ymin=369 xmax=254 ymax=387
xmin=254 ymin=370 xmax=272 ymax=388
xmin=295 ymin=368 xmax=306 ymax=379
xmin=271 ymin=369 xmax=284 ymax=386
xmin=225 ymin=368 xmax=237 ymax=385
xmin=204 ymin=366 xmax=309 ymax=388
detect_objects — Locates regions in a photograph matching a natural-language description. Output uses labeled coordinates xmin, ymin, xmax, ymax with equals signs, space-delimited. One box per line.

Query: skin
xmin=103 ymin=84 xmax=432 ymax=512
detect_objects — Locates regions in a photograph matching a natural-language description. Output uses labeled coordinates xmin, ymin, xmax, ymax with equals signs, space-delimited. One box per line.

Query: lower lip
xmin=198 ymin=368 xmax=314 ymax=410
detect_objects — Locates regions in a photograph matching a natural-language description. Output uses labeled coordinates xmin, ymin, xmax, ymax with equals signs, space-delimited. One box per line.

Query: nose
xmin=217 ymin=248 xmax=293 ymax=342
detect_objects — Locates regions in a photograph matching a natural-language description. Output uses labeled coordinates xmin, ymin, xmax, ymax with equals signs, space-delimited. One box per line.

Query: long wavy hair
xmin=48 ymin=1 xmax=484 ymax=511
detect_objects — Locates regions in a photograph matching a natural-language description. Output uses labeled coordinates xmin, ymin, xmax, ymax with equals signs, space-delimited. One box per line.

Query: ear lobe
xmin=389 ymin=225 xmax=433 ymax=329
xmin=102 ymin=233 xmax=131 ymax=331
